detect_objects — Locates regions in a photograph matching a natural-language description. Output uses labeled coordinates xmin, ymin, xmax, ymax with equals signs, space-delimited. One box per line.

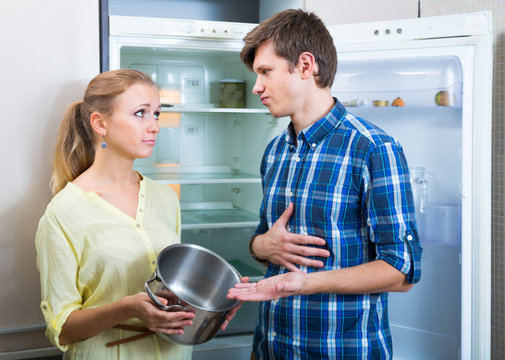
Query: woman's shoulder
xmin=141 ymin=174 xmax=179 ymax=202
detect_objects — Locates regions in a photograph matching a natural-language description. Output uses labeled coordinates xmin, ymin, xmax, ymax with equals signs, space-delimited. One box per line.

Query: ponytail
xmin=51 ymin=100 xmax=95 ymax=195
xmin=50 ymin=69 xmax=156 ymax=195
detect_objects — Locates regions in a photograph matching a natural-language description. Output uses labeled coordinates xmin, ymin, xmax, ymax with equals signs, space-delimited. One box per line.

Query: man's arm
xmin=228 ymin=260 xmax=411 ymax=302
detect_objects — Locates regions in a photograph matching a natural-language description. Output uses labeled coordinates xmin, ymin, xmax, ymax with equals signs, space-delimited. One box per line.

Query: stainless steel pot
xmin=144 ymin=243 xmax=242 ymax=345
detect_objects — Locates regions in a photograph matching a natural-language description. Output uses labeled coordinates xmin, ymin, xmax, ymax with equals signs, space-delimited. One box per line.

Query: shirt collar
xmin=285 ymin=98 xmax=347 ymax=148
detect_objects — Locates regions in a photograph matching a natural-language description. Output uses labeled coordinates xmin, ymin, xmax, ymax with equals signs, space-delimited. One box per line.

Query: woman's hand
xmin=126 ymin=292 xmax=195 ymax=335
xmin=227 ymin=272 xmax=307 ymax=301
xmin=220 ymin=276 xmax=249 ymax=331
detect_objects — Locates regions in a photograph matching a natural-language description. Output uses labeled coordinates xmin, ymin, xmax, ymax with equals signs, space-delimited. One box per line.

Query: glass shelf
xmin=161 ymin=105 xmax=269 ymax=114
xmin=345 ymin=105 xmax=462 ymax=115
xmin=144 ymin=171 xmax=261 ymax=185
xmin=181 ymin=208 xmax=259 ymax=230
xmin=228 ymin=258 xmax=266 ymax=281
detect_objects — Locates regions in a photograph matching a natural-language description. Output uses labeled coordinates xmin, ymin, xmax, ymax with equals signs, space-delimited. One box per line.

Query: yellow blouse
xmin=35 ymin=175 xmax=192 ymax=360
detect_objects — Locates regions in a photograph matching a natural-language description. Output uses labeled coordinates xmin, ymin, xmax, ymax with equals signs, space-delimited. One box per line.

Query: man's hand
xmin=252 ymin=203 xmax=330 ymax=272
xmin=227 ymin=272 xmax=306 ymax=301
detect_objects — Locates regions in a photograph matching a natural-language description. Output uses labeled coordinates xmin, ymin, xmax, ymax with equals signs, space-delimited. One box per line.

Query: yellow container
xmin=219 ymin=79 xmax=245 ymax=108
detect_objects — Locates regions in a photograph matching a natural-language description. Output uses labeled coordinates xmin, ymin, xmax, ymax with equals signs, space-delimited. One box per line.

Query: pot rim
xmin=155 ymin=243 xmax=242 ymax=312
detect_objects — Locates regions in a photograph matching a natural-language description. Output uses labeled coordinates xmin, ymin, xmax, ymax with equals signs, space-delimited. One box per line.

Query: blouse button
xmin=152 ymin=260 xmax=156 ymax=265
xmin=136 ymin=224 xmax=141 ymax=229
xmin=140 ymin=193 xmax=145 ymax=198
xmin=138 ymin=208 xmax=143 ymax=213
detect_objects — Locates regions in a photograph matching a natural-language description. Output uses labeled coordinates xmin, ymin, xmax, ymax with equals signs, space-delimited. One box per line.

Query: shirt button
xmin=294 ymin=156 xmax=301 ymax=162
xmin=311 ymin=143 xmax=316 ymax=148
xmin=406 ymin=234 xmax=413 ymax=241
xmin=289 ymin=146 xmax=295 ymax=152
xmin=288 ymin=191 xmax=294 ymax=197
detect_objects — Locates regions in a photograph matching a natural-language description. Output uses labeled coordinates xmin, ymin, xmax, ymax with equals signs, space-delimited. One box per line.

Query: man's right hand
xmin=251 ymin=203 xmax=330 ymax=272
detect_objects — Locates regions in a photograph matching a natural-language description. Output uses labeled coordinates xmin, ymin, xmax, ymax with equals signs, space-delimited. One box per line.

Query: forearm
xmin=301 ymin=260 xmax=412 ymax=295
xmin=59 ymin=296 xmax=132 ymax=345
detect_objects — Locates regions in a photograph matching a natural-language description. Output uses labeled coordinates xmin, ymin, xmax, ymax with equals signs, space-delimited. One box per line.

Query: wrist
xmin=249 ymin=234 xmax=269 ymax=266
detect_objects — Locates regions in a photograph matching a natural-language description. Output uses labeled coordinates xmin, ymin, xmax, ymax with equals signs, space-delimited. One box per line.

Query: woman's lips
xmin=143 ymin=140 xmax=156 ymax=145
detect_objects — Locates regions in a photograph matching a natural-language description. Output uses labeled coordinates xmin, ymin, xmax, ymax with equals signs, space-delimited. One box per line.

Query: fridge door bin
xmin=417 ymin=202 xmax=461 ymax=245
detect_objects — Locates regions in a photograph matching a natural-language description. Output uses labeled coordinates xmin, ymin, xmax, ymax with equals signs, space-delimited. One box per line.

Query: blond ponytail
xmin=50 ymin=69 xmax=156 ymax=195
xmin=51 ymin=100 xmax=95 ymax=194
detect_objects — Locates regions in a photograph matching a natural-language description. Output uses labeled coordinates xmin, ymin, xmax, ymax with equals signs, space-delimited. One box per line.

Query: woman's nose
xmin=149 ymin=118 xmax=159 ymax=133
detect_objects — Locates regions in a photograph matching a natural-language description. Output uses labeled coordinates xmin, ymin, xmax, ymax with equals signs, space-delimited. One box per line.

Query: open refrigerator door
xmin=328 ymin=11 xmax=492 ymax=360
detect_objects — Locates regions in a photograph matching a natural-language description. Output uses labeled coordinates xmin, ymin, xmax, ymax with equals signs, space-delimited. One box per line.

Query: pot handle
xmin=144 ymin=273 xmax=188 ymax=312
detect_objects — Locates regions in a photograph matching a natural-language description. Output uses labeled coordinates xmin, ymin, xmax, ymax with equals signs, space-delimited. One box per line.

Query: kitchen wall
xmin=0 ymin=0 xmax=99 ymax=358
xmin=421 ymin=1 xmax=505 ymax=359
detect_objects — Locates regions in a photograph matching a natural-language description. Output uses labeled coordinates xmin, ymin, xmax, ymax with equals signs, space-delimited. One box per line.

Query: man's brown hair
xmin=240 ymin=9 xmax=337 ymax=89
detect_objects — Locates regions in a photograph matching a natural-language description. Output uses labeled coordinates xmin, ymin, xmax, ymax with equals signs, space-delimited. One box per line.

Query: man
xmin=227 ymin=9 xmax=422 ymax=359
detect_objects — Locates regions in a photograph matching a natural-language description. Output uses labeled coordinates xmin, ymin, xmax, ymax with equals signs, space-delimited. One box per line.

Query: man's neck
xmin=290 ymin=89 xmax=335 ymax=135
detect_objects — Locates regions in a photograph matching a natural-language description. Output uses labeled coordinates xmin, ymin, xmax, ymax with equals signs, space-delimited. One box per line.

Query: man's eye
xmin=134 ymin=109 xmax=145 ymax=117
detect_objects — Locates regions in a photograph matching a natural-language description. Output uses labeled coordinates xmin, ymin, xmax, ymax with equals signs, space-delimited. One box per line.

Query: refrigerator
xmin=108 ymin=11 xmax=492 ymax=360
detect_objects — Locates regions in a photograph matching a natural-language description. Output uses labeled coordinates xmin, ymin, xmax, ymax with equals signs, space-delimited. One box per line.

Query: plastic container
xmin=219 ymin=79 xmax=245 ymax=108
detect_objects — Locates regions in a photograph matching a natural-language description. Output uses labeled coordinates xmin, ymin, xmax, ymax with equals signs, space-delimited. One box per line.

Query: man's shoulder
xmin=339 ymin=112 xmax=399 ymax=149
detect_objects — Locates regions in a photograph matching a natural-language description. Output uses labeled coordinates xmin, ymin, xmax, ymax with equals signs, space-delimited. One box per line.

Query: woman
xmin=36 ymin=69 xmax=195 ymax=359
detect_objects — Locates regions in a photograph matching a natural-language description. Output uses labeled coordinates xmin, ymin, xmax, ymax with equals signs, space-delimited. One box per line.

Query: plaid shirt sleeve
xmin=362 ymin=140 xmax=422 ymax=284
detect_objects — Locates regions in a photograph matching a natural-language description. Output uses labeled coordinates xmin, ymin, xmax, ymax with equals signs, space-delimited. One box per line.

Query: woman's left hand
xmin=227 ymin=272 xmax=306 ymax=301
xmin=220 ymin=276 xmax=249 ymax=331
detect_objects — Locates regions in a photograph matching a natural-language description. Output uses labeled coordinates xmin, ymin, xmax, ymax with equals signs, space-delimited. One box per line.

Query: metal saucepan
xmin=144 ymin=243 xmax=242 ymax=345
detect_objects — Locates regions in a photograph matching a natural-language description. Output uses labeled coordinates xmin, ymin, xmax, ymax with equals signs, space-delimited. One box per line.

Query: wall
xmin=0 ymin=0 xmax=99 ymax=358
xmin=304 ymin=0 xmax=419 ymax=25
xmin=420 ymin=1 xmax=504 ymax=359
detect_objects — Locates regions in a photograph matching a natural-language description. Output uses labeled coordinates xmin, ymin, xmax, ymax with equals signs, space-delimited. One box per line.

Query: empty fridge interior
xmin=332 ymin=54 xmax=464 ymax=358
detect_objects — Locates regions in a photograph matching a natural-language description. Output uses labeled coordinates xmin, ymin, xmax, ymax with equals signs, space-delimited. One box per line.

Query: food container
xmin=373 ymin=100 xmax=389 ymax=107
xmin=144 ymin=243 xmax=241 ymax=345
xmin=219 ymin=79 xmax=245 ymax=108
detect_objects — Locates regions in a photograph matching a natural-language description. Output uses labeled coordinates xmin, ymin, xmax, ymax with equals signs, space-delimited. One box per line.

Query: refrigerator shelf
xmin=161 ymin=106 xmax=269 ymax=114
xmin=181 ymin=208 xmax=259 ymax=230
xmin=345 ymin=105 xmax=462 ymax=117
xmin=146 ymin=171 xmax=261 ymax=184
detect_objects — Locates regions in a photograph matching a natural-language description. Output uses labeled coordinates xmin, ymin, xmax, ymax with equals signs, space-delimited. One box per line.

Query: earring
xmin=101 ymin=132 xmax=107 ymax=149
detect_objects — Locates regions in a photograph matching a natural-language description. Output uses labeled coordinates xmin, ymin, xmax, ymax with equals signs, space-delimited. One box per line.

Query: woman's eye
xmin=154 ymin=111 xmax=160 ymax=120
xmin=134 ymin=109 xmax=145 ymax=117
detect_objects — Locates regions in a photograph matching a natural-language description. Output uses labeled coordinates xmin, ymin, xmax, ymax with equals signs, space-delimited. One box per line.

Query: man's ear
xmin=89 ymin=112 xmax=107 ymax=137
xmin=298 ymin=52 xmax=317 ymax=80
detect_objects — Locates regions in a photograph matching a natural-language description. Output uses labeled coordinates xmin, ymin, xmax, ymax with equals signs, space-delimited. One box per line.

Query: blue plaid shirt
xmin=253 ymin=99 xmax=422 ymax=359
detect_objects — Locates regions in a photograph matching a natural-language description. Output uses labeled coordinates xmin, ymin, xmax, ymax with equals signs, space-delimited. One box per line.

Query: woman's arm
xmin=59 ymin=292 xmax=194 ymax=345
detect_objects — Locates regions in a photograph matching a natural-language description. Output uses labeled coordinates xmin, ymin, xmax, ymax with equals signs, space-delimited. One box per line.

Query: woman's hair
xmin=51 ymin=69 xmax=156 ymax=195
xmin=240 ymin=9 xmax=337 ymax=89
